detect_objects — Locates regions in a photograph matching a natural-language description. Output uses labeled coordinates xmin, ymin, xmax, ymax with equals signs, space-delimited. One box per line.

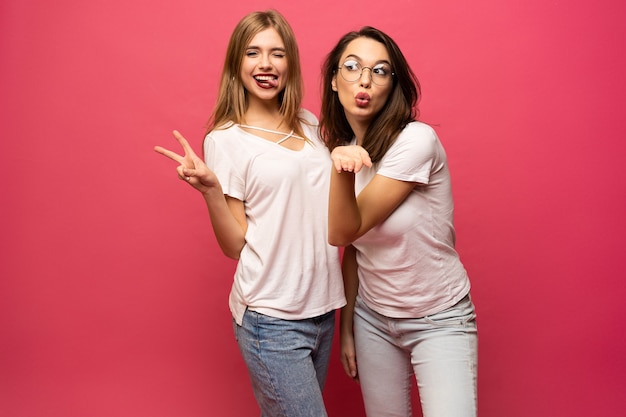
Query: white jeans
xmin=354 ymin=294 xmax=478 ymax=417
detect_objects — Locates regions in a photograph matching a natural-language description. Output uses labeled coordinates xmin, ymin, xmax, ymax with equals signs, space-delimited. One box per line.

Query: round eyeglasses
xmin=338 ymin=60 xmax=394 ymax=86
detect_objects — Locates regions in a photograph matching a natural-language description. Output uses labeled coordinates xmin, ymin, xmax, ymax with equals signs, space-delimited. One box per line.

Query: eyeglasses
xmin=338 ymin=60 xmax=394 ymax=86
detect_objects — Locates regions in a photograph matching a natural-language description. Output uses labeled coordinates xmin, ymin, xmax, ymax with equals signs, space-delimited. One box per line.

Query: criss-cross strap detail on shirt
xmin=238 ymin=124 xmax=306 ymax=144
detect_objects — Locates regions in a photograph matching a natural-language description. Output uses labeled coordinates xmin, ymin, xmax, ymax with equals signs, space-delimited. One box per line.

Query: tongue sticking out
xmin=255 ymin=76 xmax=278 ymax=88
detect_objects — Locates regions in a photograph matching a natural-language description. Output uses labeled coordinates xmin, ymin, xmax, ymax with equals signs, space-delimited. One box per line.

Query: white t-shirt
xmin=204 ymin=110 xmax=345 ymax=325
xmin=353 ymin=121 xmax=470 ymax=318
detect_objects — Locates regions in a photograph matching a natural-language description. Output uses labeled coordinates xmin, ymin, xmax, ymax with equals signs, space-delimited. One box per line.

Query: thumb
xmin=182 ymin=167 xmax=196 ymax=177
xmin=362 ymin=152 xmax=373 ymax=167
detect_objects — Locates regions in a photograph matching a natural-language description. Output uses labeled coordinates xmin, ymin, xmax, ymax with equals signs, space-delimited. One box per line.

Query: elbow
xmin=328 ymin=237 xmax=346 ymax=247
xmin=220 ymin=243 xmax=243 ymax=260
xmin=328 ymin=216 xmax=360 ymax=247
xmin=328 ymin=238 xmax=341 ymax=247
xmin=224 ymin=251 xmax=241 ymax=260
xmin=328 ymin=232 xmax=352 ymax=248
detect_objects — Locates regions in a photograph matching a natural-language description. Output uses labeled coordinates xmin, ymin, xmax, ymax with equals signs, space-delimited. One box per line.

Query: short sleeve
xmin=204 ymin=132 xmax=246 ymax=200
xmin=299 ymin=108 xmax=319 ymax=125
xmin=376 ymin=123 xmax=440 ymax=184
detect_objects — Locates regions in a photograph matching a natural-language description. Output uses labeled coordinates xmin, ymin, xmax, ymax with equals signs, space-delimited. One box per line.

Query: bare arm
xmin=155 ymin=130 xmax=247 ymax=259
xmin=339 ymin=245 xmax=359 ymax=380
xmin=328 ymin=145 xmax=416 ymax=247
xmin=201 ymin=187 xmax=247 ymax=260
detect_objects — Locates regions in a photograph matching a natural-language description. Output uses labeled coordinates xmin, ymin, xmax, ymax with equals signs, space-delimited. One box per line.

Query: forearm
xmin=328 ymin=170 xmax=362 ymax=246
xmin=340 ymin=245 xmax=359 ymax=333
xmin=202 ymin=187 xmax=246 ymax=259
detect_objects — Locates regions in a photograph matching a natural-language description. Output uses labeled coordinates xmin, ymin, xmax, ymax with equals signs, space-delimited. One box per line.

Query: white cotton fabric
xmin=353 ymin=121 xmax=470 ymax=318
xmin=204 ymin=110 xmax=346 ymax=325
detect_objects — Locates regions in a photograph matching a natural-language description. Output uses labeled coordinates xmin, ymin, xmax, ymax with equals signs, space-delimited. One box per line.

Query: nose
xmin=359 ymin=67 xmax=373 ymax=87
xmin=259 ymin=53 xmax=273 ymax=69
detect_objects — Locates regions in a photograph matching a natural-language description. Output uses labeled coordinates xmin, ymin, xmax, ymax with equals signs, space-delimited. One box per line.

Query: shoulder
xmin=390 ymin=122 xmax=439 ymax=153
xmin=382 ymin=122 xmax=442 ymax=165
xmin=298 ymin=108 xmax=319 ymax=125
xmin=211 ymin=121 xmax=236 ymax=131
xmin=203 ymin=124 xmax=245 ymax=157
xmin=398 ymin=121 xmax=438 ymax=142
xmin=298 ymin=108 xmax=325 ymax=146
xmin=206 ymin=122 xmax=236 ymax=141
xmin=391 ymin=122 xmax=437 ymax=149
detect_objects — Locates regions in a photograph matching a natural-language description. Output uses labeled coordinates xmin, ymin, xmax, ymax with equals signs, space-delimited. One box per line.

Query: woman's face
xmin=332 ymin=37 xmax=393 ymax=131
xmin=240 ymin=27 xmax=288 ymax=105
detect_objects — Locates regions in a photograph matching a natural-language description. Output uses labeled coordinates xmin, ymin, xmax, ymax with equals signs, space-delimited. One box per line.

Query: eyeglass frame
xmin=337 ymin=60 xmax=395 ymax=86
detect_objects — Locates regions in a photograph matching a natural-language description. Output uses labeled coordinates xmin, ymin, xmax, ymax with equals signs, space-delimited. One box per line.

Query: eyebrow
xmin=343 ymin=54 xmax=391 ymax=66
xmin=246 ymin=46 xmax=286 ymax=52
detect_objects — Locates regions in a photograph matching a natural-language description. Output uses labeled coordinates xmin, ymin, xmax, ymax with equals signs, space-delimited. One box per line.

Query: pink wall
xmin=2 ymin=1 xmax=625 ymax=416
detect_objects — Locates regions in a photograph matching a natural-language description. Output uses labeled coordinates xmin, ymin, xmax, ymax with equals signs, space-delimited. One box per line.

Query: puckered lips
xmin=355 ymin=92 xmax=371 ymax=107
xmin=254 ymin=74 xmax=278 ymax=89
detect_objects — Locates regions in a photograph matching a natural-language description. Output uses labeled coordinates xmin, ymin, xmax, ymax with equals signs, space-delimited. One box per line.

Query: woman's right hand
xmin=154 ymin=130 xmax=219 ymax=195
xmin=340 ymin=322 xmax=359 ymax=382
xmin=330 ymin=145 xmax=372 ymax=174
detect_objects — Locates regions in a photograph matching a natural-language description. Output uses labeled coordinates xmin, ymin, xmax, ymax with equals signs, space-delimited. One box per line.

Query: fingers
xmin=332 ymin=155 xmax=358 ymax=173
xmin=172 ymin=130 xmax=199 ymax=158
xmin=335 ymin=159 xmax=363 ymax=173
xmin=340 ymin=355 xmax=351 ymax=376
xmin=154 ymin=129 xmax=192 ymax=162
xmin=331 ymin=145 xmax=372 ymax=173
xmin=171 ymin=130 xmax=188 ymax=146
xmin=177 ymin=166 xmax=203 ymax=183
xmin=360 ymin=150 xmax=373 ymax=168
xmin=182 ymin=167 xmax=198 ymax=180
xmin=352 ymin=148 xmax=372 ymax=173
xmin=340 ymin=353 xmax=358 ymax=379
xmin=176 ymin=165 xmax=189 ymax=181
xmin=154 ymin=145 xmax=184 ymax=163
xmin=347 ymin=354 xmax=358 ymax=379
xmin=333 ymin=159 xmax=345 ymax=173
xmin=352 ymin=159 xmax=364 ymax=174
xmin=155 ymin=130 xmax=201 ymax=174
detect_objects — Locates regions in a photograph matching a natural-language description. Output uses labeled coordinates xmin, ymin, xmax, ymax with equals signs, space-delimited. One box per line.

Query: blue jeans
xmin=234 ymin=309 xmax=335 ymax=417
xmin=354 ymin=294 xmax=478 ymax=417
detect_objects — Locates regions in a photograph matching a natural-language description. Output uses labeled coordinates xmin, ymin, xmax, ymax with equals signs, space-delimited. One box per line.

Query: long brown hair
xmin=319 ymin=26 xmax=420 ymax=162
xmin=206 ymin=10 xmax=306 ymax=137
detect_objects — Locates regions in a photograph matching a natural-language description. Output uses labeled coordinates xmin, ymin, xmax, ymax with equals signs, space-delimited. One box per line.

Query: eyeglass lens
xmin=340 ymin=60 xmax=392 ymax=85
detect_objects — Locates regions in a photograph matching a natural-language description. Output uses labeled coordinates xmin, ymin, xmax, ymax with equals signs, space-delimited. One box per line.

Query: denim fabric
xmin=234 ymin=309 xmax=335 ymax=417
xmin=354 ymin=294 xmax=478 ymax=417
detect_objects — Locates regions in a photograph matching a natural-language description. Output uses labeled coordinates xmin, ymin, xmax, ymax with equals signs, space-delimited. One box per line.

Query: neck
xmin=346 ymin=117 xmax=369 ymax=146
xmin=245 ymin=98 xmax=284 ymax=129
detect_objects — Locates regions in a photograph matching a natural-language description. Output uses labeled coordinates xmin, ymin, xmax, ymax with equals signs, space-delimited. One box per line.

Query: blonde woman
xmin=155 ymin=10 xmax=345 ymax=416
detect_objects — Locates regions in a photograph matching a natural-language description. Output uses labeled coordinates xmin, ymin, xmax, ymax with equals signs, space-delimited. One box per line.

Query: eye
xmin=372 ymin=64 xmax=390 ymax=76
xmin=342 ymin=60 xmax=361 ymax=72
xmin=272 ymin=52 xmax=286 ymax=58
xmin=246 ymin=50 xmax=259 ymax=57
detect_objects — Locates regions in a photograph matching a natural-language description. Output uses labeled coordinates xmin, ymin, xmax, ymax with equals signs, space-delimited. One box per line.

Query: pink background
xmin=2 ymin=1 xmax=625 ymax=416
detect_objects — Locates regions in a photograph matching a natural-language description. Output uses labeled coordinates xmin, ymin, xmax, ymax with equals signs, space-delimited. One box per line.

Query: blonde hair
xmin=206 ymin=10 xmax=306 ymax=138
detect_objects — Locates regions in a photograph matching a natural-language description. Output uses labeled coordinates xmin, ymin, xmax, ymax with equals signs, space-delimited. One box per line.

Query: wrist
xmin=201 ymin=185 xmax=224 ymax=200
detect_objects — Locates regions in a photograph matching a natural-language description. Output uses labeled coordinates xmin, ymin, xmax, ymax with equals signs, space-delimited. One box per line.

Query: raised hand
xmin=330 ymin=145 xmax=372 ymax=173
xmin=154 ymin=130 xmax=220 ymax=194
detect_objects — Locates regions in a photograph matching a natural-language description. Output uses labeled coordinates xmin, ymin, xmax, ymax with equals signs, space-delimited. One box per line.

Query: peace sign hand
xmin=154 ymin=130 xmax=220 ymax=194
